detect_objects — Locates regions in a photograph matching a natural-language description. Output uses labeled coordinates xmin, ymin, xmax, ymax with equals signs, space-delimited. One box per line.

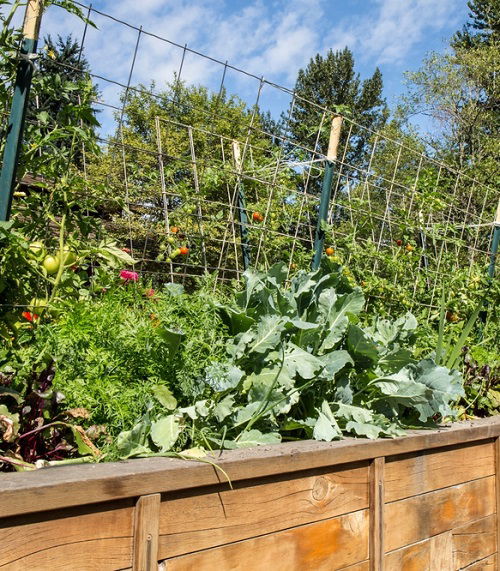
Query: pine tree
xmin=287 ymin=48 xmax=388 ymax=169
xmin=32 ymin=34 xmax=98 ymax=128
xmin=452 ymin=0 xmax=500 ymax=48
xmin=27 ymin=34 xmax=99 ymax=168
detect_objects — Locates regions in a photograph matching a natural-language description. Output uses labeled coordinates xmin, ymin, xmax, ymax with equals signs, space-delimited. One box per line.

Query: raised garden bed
xmin=2 ymin=416 xmax=500 ymax=570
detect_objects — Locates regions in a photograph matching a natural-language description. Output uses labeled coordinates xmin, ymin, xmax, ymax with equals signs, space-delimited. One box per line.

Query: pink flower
xmin=120 ymin=270 xmax=139 ymax=282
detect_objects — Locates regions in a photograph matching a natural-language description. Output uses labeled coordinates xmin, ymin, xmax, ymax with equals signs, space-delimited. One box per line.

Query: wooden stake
xmin=495 ymin=438 xmax=500 ymax=561
xmin=326 ymin=115 xmax=343 ymax=161
xmin=369 ymin=457 xmax=385 ymax=571
xmin=23 ymin=0 xmax=43 ymax=40
xmin=133 ymin=494 xmax=161 ymax=571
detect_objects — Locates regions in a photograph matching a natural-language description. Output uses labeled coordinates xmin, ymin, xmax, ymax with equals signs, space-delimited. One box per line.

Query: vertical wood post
xmin=369 ymin=456 xmax=385 ymax=571
xmin=312 ymin=116 xmax=342 ymax=270
xmin=0 ymin=0 xmax=43 ymax=221
xmin=133 ymin=494 xmax=161 ymax=571
xmin=495 ymin=437 xmax=500 ymax=560
xmin=232 ymin=140 xmax=251 ymax=271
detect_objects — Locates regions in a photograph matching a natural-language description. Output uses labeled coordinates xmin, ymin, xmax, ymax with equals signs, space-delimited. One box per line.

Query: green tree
xmin=400 ymin=0 xmax=499 ymax=208
xmin=86 ymin=80 xmax=315 ymax=282
xmin=452 ymin=0 xmax=499 ymax=48
xmin=26 ymin=34 xmax=99 ymax=170
xmin=288 ymin=48 xmax=388 ymax=169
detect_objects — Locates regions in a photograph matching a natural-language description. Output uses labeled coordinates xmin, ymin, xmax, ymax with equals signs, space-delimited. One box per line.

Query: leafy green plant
xmin=456 ymin=347 xmax=500 ymax=418
xmin=115 ymin=261 xmax=464 ymax=459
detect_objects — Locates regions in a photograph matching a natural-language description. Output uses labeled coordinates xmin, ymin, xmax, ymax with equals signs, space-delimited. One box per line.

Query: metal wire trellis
xmin=1 ymin=1 xmax=498 ymax=320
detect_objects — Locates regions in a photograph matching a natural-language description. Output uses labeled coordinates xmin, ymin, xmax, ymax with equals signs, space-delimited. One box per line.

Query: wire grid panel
xmin=90 ymin=106 xmax=497 ymax=313
xmin=9 ymin=1 xmax=499 ymax=313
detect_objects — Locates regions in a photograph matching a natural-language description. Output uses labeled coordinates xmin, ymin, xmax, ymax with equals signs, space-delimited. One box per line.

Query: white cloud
xmin=28 ymin=0 xmax=466 ymax=135
xmin=324 ymin=0 xmax=462 ymax=66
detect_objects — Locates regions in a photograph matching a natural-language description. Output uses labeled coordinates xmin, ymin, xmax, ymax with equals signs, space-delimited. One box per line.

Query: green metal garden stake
xmin=232 ymin=141 xmax=251 ymax=271
xmin=0 ymin=0 xmax=43 ymax=222
xmin=487 ymin=200 xmax=500 ymax=280
xmin=312 ymin=117 xmax=342 ymax=270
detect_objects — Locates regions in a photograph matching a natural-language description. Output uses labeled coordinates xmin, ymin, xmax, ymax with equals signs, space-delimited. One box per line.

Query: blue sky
xmin=33 ymin=0 xmax=469 ymax=134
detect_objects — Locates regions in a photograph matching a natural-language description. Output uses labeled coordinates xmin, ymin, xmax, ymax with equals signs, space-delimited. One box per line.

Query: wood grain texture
xmin=452 ymin=515 xmax=497 ymax=569
xmin=161 ymin=510 xmax=369 ymax=571
xmin=369 ymin=457 xmax=384 ymax=571
xmin=429 ymin=532 xmax=453 ymax=571
xmin=495 ymin=436 xmax=500 ymax=569
xmin=385 ymin=476 xmax=495 ymax=552
xmin=385 ymin=533 xmax=452 ymax=571
xmin=157 ymin=462 xmax=369 ymax=559
xmin=337 ymin=562 xmax=370 ymax=571
xmin=0 ymin=500 xmax=134 ymax=570
xmin=2 ymin=417 xmax=500 ymax=519
xmin=385 ymin=440 xmax=495 ymax=502
xmin=461 ymin=553 xmax=497 ymax=569
xmin=133 ymin=494 xmax=160 ymax=571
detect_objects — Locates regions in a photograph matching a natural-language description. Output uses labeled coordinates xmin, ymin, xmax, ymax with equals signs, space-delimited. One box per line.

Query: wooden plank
xmin=385 ymin=539 xmax=430 ymax=570
xmin=2 ymin=417 xmax=500 ymax=519
xmin=461 ymin=553 xmax=497 ymax=569
xmin=0 ymin=500 xmax=134 ymax=570
xmin=157 ymin=462 xmax=369 ymax=559
xmin=385 ymin=476 xmax=495 ymax=552
xmin=452 ymin=515 xmax=497 ymax=569
xmin=161 ymin=509 xmax=369 ymax=571
xmin=385 ymin=533 xmax=452 ymax=571
xmin=133 ymin=494 xmax=160 ymax=571
xmin=429 ymin=532 xmax=453 ymax=571
xmin=495 ymin=436 xmax=500 ymax=567
xmin=337 ymin=562 xmax=370 ymax=571
xmin=369 ymin=457 xmax=384 ymax=571
xmin=385 ymin=440 xmax=495 ymax=502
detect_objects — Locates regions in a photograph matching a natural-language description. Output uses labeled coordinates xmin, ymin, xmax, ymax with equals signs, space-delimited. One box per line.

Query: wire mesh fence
xmin=3 ymin=0 xmax=499 ymax=319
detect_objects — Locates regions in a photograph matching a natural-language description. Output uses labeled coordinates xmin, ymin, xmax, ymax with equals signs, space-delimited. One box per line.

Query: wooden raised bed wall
xmin=2 ymin=417 xmax=500 ymax=570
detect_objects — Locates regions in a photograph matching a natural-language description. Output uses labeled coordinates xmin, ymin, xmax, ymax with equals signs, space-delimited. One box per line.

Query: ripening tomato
xmin=170 ymin=226 xmax=180 ymax=234
xmin=325 ymin=247 xmax=334 ymax=255
xmin=405 ymin=244 xmax=414 ymax=252
xmin=396 ymin=239 xmax=403 ymax=246
xmin=252 ymin=212 xmax=264 ymax=222
xmin=179 ymin=246 xmax=189 ymax=255
xmin=22 ymin=311 xmax=39 ymax=322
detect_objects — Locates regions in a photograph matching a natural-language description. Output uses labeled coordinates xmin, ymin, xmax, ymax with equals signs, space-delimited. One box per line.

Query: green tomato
xmin=29 ymin=241 xmax=45 ymax=259
xmin=171 ymin=248 xmax=181 ymax=259
xmin=166 ymin=236 xmax=176 ymax=244
xmin=29 ymin=297 xmax=48 ymax=312
xmin=60 ymin=245 xmax=77 ymax=266
xmin=43 ymin=255 xmax=59 ymax=275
